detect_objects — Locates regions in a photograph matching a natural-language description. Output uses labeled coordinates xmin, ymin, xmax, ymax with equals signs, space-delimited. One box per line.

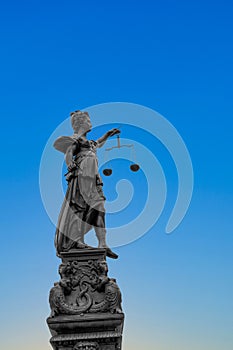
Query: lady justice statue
xmin=53 ymin=110 xmax=120 ymax=259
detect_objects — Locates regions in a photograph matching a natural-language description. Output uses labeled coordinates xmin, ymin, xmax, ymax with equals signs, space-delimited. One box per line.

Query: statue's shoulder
xmin=79 ymin=138 xmax=97 ymax=149
xmin=53 ymin=135 xmax=79 ymax=153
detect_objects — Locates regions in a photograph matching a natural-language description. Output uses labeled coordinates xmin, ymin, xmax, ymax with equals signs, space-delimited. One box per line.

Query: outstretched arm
xmin=96 ymin=128 xmax=120 ymax=148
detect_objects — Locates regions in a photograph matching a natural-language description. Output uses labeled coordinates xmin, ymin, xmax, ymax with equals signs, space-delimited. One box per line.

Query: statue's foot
xmin=76 ymin=241 xmax=93 ymax=249
xmin=105 ymin=247 xmax=118 ymax=259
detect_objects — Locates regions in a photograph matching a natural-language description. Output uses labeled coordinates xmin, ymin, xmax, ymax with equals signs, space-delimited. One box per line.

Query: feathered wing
xmin=53 ymin=136 xmax=77 ymax=153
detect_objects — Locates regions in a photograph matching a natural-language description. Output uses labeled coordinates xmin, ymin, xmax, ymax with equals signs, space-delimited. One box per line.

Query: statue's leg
xmin=94 ymin=215 xmax=118 ymax=259
xmin=78 ymin=176 xmax=118 ymax=258
xmin=95 ymin=215 xmax=107 ymax=248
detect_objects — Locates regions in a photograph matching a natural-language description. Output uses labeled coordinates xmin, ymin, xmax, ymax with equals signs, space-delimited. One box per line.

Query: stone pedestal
xmin=47 ymin=249 xmax=124 ymax=350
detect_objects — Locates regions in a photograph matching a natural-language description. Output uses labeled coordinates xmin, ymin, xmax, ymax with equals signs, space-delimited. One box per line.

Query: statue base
xmin=47 ymin=249 xmax=124 ymax=350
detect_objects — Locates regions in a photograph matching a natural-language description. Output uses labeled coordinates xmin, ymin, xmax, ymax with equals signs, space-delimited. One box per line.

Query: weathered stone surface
xmin=47 ymin=249 xmax=124 ymax=350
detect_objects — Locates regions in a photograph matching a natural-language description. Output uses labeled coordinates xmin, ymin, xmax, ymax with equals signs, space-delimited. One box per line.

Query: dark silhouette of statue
xmin=53 ymin=110 xmax=120 ymax=259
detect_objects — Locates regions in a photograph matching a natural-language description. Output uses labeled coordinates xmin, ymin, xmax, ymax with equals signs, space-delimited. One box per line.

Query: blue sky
xmin=1 ymin=1 xmax=233 ymax=349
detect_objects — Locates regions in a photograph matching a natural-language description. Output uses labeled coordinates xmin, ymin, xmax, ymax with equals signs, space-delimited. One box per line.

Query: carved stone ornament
xmin=49 ymin=255 xmax=122 ymax=317
xmin=74 ymin=341 xmax=99 ymax=350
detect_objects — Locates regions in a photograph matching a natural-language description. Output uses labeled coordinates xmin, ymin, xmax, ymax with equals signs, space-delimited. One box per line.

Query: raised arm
xmin=96 ymin=128 xmax=120 ymax=148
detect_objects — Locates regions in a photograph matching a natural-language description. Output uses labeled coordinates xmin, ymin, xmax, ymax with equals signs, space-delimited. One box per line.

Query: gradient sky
xmin=1 ymin=1 xmax=233 ymax=350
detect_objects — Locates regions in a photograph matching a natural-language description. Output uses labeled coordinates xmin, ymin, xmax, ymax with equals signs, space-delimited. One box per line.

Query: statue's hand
xmin=107 ymin=128 xmax=121 ymax=137
xmin=67 ymin=161 xmax=76 ymax=172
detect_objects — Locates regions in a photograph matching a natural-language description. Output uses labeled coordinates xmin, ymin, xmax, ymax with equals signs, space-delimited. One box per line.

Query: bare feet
xmin=76 ymin=241 xmax=118 ymax=259
xmin=105 ymin=247 xmax=118 ymax=259
xmin=76 ymin=241 xmax=93 ymax=249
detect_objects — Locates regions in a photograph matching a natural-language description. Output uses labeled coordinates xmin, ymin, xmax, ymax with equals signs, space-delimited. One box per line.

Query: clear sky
xmin=1 ymin=1 xmax=233 ymax=349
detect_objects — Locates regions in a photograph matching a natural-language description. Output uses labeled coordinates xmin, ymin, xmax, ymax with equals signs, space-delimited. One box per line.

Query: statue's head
xmin=70 ymin=110 xmax=92 ymax=134
xmin=97 ymin=260 xmax=108 ymax=274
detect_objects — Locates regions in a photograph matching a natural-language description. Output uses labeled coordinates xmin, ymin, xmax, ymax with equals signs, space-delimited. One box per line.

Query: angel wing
xmin=53 ymin=136 xmax=77 ymax=154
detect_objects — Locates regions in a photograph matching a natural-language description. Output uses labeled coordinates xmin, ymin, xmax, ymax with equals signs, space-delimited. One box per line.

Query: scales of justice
xmin=47 ymin=110 xmax=140 ymax=350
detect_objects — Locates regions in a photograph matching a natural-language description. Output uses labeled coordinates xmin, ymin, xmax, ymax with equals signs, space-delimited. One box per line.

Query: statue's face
xmin=71 ymin=111 xmax=92 ymax=134
xmin=84 ymin=117 xmax=92 ymax=133
xmin=99 ymin=261 xmax=108 ymax=273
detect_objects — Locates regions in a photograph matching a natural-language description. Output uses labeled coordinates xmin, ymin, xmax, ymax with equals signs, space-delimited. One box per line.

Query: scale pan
xmin=130 ymin=164 xmax=140 ymax=172
xmin=103 ymin=168 xmax=112 ymax=176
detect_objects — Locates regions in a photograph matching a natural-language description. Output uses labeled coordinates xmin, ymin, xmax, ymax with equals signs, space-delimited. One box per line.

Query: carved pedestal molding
xmin=74 ymin=341 xmax=99 ymax=350
xmin=47 ymin=249 xmax=124 ymax=350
